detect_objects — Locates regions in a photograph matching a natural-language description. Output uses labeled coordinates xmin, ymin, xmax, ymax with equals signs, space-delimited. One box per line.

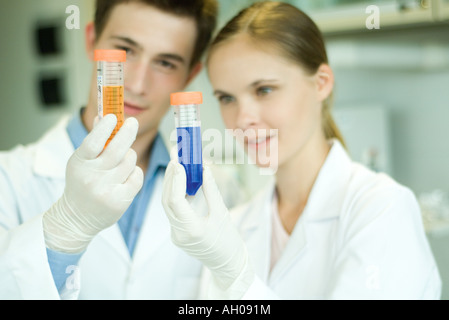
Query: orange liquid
xmin=103 ymin=86 xmax=124 ymax=147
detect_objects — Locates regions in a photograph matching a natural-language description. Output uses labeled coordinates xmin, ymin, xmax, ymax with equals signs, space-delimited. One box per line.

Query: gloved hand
xmin=43 ymin=114 xmax=144 ymax=254
xmin=162 ymin=160 xmax=254 ymax=299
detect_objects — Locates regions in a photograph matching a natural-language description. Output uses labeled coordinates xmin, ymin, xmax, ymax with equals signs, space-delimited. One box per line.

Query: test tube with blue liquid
xmin=171 ymin=92 xmax=203 ymax=196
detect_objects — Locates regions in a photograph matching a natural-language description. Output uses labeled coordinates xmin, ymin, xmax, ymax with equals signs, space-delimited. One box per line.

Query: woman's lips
xmin=124 ymin=103 xmax=145 ymax=116
xmin=246 ymin=136 xmax=275 ymax=149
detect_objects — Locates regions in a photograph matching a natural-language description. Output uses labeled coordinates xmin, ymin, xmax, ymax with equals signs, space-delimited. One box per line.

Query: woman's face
xmin=208 ymin=34 xmax=333 ymax=171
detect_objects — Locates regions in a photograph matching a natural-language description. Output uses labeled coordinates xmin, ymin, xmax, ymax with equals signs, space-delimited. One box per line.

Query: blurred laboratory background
xmin=0 ymin=0 xmax=448 ymax=298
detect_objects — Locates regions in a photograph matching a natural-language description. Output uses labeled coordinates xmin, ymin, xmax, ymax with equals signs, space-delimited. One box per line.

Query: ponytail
xmin=322 ymin=96 xmax=347 ymax=150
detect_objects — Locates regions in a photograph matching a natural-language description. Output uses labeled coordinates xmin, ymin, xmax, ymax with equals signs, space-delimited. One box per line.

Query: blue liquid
xmin=177 ymin=127 xmax=202 ymax=196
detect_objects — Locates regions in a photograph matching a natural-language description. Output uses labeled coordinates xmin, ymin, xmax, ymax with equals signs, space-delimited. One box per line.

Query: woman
xmin=162 ymin=1 xmax=441 ymax=299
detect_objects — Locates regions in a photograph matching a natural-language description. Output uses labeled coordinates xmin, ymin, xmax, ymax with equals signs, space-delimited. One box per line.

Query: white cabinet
xmin=434 ymin=0 xmax=449 ymax=20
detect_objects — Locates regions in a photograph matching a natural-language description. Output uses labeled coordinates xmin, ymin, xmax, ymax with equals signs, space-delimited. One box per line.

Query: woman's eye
xmin=256 ymin=86 xmax=273 ymax=96
xmin=218 ymin=95 xmax=235 ymax=105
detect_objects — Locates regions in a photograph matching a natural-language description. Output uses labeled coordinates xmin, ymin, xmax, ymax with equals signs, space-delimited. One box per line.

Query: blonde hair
xmin=209 ymin=1 xmax=346 ymax=148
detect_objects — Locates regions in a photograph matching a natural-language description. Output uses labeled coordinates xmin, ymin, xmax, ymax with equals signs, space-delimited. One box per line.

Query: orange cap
xmin=94 ymin=49 xmax=126 ymax=62
xmin=171 ymin=92 xmax=203 ymax=105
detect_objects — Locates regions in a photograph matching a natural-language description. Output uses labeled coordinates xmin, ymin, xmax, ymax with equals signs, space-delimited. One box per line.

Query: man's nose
xmin=125 ymin=60 xmax=149 ymax=95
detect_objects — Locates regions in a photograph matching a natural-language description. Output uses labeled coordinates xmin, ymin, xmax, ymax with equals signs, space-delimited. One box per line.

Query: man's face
xmin=88 ymin=2 xmax=199 ymax=137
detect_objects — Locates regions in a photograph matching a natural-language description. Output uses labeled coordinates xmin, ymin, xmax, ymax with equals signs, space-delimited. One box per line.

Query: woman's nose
xmin=236 ymin=99 xmax=260 ymax=130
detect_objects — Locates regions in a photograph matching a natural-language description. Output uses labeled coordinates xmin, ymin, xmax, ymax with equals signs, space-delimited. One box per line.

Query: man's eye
xmin=256 ymin=86 xmax=273 ymax=96
xmin=157 ymin=60 xmax=176 ymax=70
xmin=115 ymin=46 xmax=133 ymax=55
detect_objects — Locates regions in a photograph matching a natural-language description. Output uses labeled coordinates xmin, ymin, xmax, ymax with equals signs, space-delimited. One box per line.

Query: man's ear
xmin=85 ymin=21 xmax=96 ymax=61
xmin=315 ymin=64 xmax=334 ymax=102
xmin=185 ymin=62 xmax=203 ymax=87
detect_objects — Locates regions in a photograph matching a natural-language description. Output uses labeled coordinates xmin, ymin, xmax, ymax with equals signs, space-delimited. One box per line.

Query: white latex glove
xmin=162 ymin=160 xmax=254 ymax=299
xmin=43 ymin=114 xmax=144 ymax=254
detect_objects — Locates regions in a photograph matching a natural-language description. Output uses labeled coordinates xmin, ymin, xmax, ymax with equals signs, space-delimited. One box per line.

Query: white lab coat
xmin=0 ymin=116 xmax=220 ymax=300
xmin=230 ymin=140 xmax=441 ymax=300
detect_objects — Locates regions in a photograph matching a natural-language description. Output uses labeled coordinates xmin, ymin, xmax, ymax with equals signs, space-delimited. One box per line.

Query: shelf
xmin=434 ymin=0 xmax=449 ymax=20
xmin=288 ymin=0 xmax=437 ymax=34
xmin=326 ymin=40 xmax=449 ymax=70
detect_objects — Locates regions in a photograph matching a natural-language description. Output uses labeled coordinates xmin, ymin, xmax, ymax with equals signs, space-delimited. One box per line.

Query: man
xmin=0 ymin=0 xmax=219 ymax=299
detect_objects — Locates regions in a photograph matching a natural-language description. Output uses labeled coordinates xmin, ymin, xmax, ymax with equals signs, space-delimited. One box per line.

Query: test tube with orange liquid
xmin=94 ymin=49 xmax=126 ymax=148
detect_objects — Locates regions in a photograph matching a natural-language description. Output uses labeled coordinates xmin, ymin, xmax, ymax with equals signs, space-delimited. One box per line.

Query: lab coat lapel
xmin=32 ymin=116 xmax=74 ymax=179
xmin=304 ymin=139 xmax=352 ymax=222
xmin=131 ymin=173 xmax=170 ymax=266
xmin=268 ymin=212 xmax=307 ymax=285
xmin=96 ymin=224 xmax=130 ymax=262
xmin=96 ymin=174 xmax=170 ymax=265
xmin=268 ymin=140 xmax=352 ymax=284
xmin=238 ymin=183 xmax=274 ymax=283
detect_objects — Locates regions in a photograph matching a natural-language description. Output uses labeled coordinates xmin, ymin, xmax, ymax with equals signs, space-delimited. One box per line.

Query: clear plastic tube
xmin=171 ymin=92 xmax=203 ymax=196
xmin=94 ymin=49 xmax=126 ymax=148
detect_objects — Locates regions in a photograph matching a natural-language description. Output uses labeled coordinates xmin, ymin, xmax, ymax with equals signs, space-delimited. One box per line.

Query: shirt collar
xmin=66 ymin=109 xmax=88 ymax=150
xmin=146 ymin=132 xmax=170 ymax=177
xmin=66 ymin=109 xmax=170 ymax=176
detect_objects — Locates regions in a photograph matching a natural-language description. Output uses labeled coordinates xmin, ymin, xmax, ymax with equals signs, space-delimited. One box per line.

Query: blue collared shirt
xmin=47 ymin=109 xmax=170 ymax=292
